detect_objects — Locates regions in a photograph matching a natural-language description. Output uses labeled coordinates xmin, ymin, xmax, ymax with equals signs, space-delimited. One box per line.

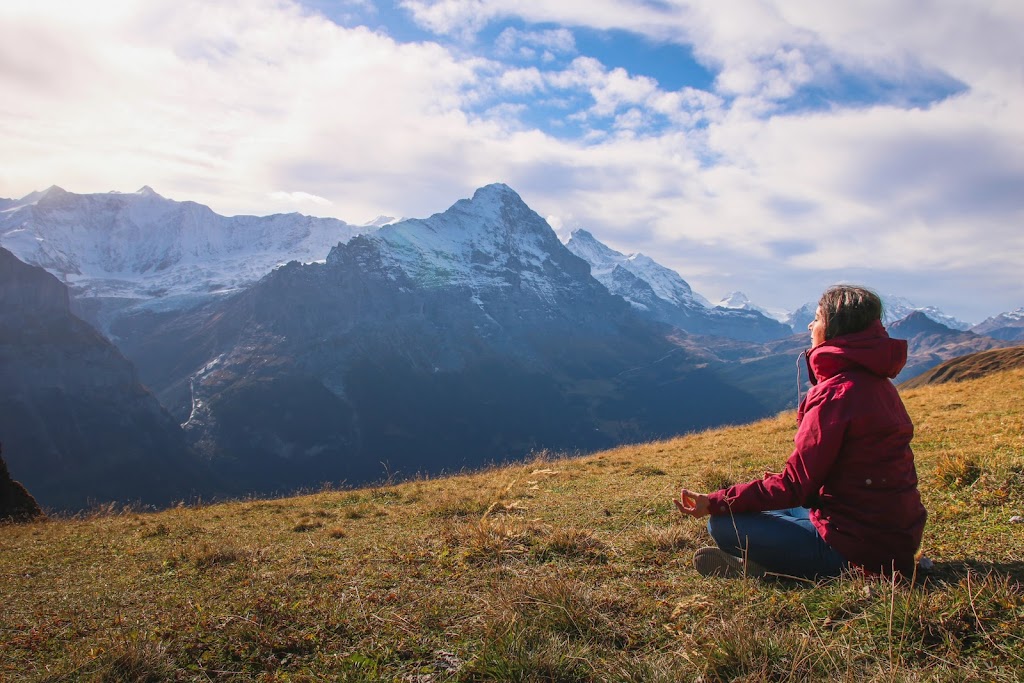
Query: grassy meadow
xmin=2 ymin=367 xmax=1023 ymax=682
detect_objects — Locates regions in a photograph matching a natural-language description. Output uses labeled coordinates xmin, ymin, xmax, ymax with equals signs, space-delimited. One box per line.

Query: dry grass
xmin=2 ymin=368 xmax=1023 ymax=681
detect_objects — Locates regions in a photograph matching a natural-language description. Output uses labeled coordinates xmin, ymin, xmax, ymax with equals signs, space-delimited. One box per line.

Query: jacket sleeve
xmin=706 ymin=384 xmax=849 ymax=515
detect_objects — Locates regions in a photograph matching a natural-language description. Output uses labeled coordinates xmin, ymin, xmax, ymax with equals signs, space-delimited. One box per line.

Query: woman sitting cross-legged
xmin=675 ymin=285 xmax=927 ymax=580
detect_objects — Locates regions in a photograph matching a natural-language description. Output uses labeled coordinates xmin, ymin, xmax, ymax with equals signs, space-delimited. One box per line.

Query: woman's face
xmin=808 ymin=306 xmax=827 ymax=348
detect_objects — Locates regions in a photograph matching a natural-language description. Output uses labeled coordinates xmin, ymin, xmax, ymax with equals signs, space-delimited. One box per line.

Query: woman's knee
xmin=707 ymin=515 xmax=743 ymax=551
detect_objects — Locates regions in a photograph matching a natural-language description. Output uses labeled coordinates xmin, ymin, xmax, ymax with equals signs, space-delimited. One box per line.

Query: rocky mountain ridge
xmin=145 ymin=185 xmax=772 ymax=494
xmin=971 ymin=308 xmax=1024 ymax=341
xmin=565 ymin=229 xmax=792 ymax=342
xmin=888 ymin=312 xmax=1012 ymax=382
xmin=0 ymin=185 xmax=370 ymax=301
xmin=3 ymin=184 xmax=1013 ymax=337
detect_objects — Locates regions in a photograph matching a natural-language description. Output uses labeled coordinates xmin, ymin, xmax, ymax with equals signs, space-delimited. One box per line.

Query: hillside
xmin=2 ymin=367 xmax=1023 ymax=681
xmin=888 ymin=312 xmax=1011 ymax=383
xmin=900 ymin=345 xmax=1024 ymax=389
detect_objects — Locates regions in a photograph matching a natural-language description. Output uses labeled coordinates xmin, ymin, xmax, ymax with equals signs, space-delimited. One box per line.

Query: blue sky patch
xmin=783 ymin=61 xmax=967 ymax=114
xmin=573 ymin=27 xmax=714 ymax=92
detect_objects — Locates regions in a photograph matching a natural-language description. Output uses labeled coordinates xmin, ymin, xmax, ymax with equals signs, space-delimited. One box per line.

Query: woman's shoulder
xmin=806 ymin=368 xmax=889 ymax=405
xmin=807 ymin=369 xmax=901 ymax=414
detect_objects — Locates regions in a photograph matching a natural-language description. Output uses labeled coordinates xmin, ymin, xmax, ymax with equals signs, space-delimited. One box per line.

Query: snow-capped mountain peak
xmin=882 ymin=295 xmax=971 ymax=330
xmin=331 ymin=183 xmax=573 ymax=302
xmin=716 ymin=291 xmax=788 ymax=322
xmin=787 ymin=294 xmax=971 ymax=332
xmin=971 ymin=306 xmax=1024 ymax=341
xmin=363 ymin=215 xmax=400 ymax=228
xmin=565 ymin=229 xmax=709 ymax=309
xmin=0 ymin=186 xmax=372 ymax=301
xmin=564 ymin=229 xmax=621 ymax=277
xmin=566 ymin=229 xmax=792 ymax=341
xmin=718 ymin=291 xmax=753 ymax=309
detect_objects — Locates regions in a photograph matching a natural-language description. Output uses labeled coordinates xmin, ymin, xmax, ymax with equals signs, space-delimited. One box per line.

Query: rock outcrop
xmin=0 ymin=444 xmax=44 ymax=523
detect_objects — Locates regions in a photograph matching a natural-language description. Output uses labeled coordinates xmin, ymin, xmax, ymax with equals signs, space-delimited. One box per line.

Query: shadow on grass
xmin=924 ymin=560 xmax=1024 ymax=584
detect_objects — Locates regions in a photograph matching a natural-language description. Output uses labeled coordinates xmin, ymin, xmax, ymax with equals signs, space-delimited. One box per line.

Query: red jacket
xmin=707 ymin=321 xmax=927 ymax=575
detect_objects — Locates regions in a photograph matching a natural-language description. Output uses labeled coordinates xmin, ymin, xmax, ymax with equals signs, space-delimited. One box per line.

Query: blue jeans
xmin=707 ymin=507 xmax=849 ymax=579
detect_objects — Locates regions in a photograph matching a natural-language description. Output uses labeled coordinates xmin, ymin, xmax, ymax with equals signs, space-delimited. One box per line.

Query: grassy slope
xmin=900 ymin=345 xmax=1024 ymax=389
xmin=2 ymin=368 xmax=1023 ymax=682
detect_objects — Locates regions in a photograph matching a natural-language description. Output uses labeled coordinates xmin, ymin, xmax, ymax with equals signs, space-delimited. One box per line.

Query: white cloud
xmin=269 ymin=191 xmax=333 ymax=205
xmin=1 ymin=0 xmax=1022 ymax=321
xmin=497 ymin=66 xmax=544 ymax=94
xmin=495 ymin=26 xmax=576 ymax=58
xmin=399 ymin=0 xmax=496 ymax=38
xmin=0 ymin=0 xmax=489 ymax=217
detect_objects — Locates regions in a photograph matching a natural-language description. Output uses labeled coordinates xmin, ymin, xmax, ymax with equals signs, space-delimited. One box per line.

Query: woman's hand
xmin=675 ymin=488 xmax=710 ymax=518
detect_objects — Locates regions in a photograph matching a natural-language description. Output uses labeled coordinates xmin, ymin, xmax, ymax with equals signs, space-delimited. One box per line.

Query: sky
xmin=1 ymin=1 xmax=1022 ymax=323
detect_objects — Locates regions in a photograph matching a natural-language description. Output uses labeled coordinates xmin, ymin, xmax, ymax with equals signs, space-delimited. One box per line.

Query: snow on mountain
xmin=971 ymin=307 xmax=1024 ymax=341
xmin=340 ymin=183 xmax=576 ymax=305
xmin=718 ymin=291 xmax=751 ymax=309
xmin=565 ymin=229 xmax=711 ymax=309
xmin=566 ymin=229 xmax=792 ymax=341
xmin=882 ymin=295 xmax=971 ymax=330
xmin=0 ymin=185 xmax=372 ymax=300
xmin=990 ymin=307 xmax=1024 ymax=323
xmin=717 ymin=291 xmax=789 ymax=323
xmin=363 ymin=215 xmax=401 ymax=227
xmin=786 ymin=302 xmax=817 ymax=333
xmin=787 ymin=294 xmax=970 ymax=332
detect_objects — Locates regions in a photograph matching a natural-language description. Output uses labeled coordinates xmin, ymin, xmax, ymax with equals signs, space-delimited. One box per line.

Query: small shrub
xmin=636 ymin=523 xmax=702 ymax=554
xmin=461 ymin=517 xmax=541 ymax=565
xmin=503 ymin=575 xmax=628 ymax=647
xmin=631 ymin=465 xmax=667 ymax=476
xmin=140 ymin=523 xmax=170 ymax=538
xmin=936 ymin=454 xmax=983 ymax=489
xmin=183 ymin=542 xmax=246 ymax=570
xmin=73 ymin=638 xmax=178 ymax=682
xmin=698 ymin=468 xmax=736 ymax=493
xmin=534 ymin=527 xmax=610 ymax=563
xmin=429 ymin=495 xmax=491 ymax=519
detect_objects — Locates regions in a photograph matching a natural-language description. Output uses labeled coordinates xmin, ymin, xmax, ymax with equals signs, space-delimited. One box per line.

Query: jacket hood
xmin=808 ymin=320 xmax=907 ymax=382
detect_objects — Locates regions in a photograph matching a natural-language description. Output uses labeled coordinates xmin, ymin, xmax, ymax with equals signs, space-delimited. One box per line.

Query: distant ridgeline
xmin=0 ymin=184 xmax=1016 ymax=511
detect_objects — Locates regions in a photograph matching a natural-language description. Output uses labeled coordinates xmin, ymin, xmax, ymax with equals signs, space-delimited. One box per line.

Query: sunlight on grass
xmin=2 ymin=368 xmax=1022 ymax=681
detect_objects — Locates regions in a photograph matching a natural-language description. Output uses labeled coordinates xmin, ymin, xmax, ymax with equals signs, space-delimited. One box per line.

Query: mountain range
xmin=1 ymin=183 xmax=1019 ymax=511
xmin=970 ymin=308 xmax=1024 ymax=341
xmin=888 ymin=311 xmax=1013 ymax=382
xmin=565 ymin=230 xmax=792 ymax=342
